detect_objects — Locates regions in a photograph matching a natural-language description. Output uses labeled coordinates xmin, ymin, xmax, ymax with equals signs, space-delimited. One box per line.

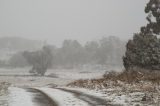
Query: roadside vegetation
xmin=67 ymin=0 xmax=160 ymax=105
xmin=0 ymin=82 xmax=10 ymax=95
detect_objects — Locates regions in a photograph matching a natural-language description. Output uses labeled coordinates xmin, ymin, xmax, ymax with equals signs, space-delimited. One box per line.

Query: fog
xmin=0 ymin=0 xmax=148 ymax=46
xmin=1 ymin=1 xmax=159 ymax=105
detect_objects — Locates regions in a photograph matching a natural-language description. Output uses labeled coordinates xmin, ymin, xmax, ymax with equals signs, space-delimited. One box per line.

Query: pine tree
xmin=123 ymin=0 xmax=160 ymax=70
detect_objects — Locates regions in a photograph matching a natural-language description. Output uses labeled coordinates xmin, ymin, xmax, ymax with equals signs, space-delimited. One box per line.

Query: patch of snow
xmin=38 ymin=88 xmax=89 ymax=106
xmin=112 ymin=95 xmax=128 ymax=106
xmin=8 ymin=87 xmax=35 ymax=106
xmin=46 ymin=69 xmax=106 ymax=80
xmin=62 ymin=87 xmax=129 ymax=106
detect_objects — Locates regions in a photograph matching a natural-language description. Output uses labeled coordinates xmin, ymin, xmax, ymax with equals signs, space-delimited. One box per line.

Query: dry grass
xmin=103 ymin=69 xmax=160 ymax=84
xmin=0 ymin=82 xmax=11 ymax=95
xmin=67 ymin=69 xmax=160 ymax=105
xmin=68 ymin=69 xmax=160 ymax=92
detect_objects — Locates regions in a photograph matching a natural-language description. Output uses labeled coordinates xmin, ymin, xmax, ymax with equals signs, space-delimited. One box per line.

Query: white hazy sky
xmin=0 ymin=0 xmax=148 ymax=45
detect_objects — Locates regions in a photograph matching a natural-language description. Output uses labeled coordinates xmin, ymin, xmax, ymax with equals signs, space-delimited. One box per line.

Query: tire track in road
xmin=37 ymin=88 xmax=90 ymax=106
xmin=25 ymin=88 xmax=58 ymax=106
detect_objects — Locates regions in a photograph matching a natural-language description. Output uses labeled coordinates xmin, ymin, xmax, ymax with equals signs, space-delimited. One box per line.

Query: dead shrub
xmin=104 ymin=68 xmax=160 ymax=84
xmin=103 ymin=70 xmax=144 ymax=83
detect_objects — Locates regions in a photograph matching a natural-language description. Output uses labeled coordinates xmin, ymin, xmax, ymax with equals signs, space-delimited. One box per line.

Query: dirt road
xmin=25 ymin=88 xmax=58 ymax=106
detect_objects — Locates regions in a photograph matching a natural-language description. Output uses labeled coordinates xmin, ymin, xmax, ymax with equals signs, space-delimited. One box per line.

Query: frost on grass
xmin=67 ymin=71 xmax=160 ymax=106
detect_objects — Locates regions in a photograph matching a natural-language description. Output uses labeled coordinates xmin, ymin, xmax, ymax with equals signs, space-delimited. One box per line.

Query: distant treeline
xmin=1 ymin=36 xmax=126 ymax=69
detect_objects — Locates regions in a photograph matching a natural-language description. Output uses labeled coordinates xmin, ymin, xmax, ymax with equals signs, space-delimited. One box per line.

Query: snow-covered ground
xmin=46 ymin=69 xmax=105 ymax=80
xmin=0 ymin=67 xmax=122 ymax=79
xmin=0 ymin=68 xmax=108 ymax=87
xmin=62 ymin=87 xmax=128 ymax=106
xmin=5 ymin=85 xmax=156 ymax=106
xmin=7 ymin=87 xmax=110 ymax=106
xmin=8 ymin=87 xmax=34 ymax=106
xmin=1 ymin=67 xmax=132 ymax=106
xmin=60 ymin=87 xmax=144 ymax=106
xmin=38 ymin=88 xmax=90 ymax=106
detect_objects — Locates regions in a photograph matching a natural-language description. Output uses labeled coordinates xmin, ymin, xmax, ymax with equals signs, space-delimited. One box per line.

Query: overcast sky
xmin=0 ymin=0 xmax=148 ymax=46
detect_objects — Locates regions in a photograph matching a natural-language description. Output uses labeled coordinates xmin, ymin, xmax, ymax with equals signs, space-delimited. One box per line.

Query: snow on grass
xmin=61 ymin=87 xmax=105 ymax=98
xmin=46 ymin=69 xmax=106 ymax=80
xmin=0 ymin=68 xmax=30 ymax=75
xmin=38 ymin=88 xmax=90 ymax=106
xmin=61 ymin=87 xmax=131 ymax=106
xmin=8 ymin=87 xmax=35 ymax=106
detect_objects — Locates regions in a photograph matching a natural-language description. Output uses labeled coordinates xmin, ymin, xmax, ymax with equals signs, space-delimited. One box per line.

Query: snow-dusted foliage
xmin=123 ymin=33 xmax=160 ymax=70
xmin=123 ymin=0 xmax=160 ymax=71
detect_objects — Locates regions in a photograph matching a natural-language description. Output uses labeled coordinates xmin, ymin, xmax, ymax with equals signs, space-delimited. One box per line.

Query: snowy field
xmin=0 ymin=67 xmax=126 ymax=106
xmin=7 ymin=86 xmax=149 ymax=106
xmin=8 ymin=87 xmax=34 ymax=106
xmin=0 ymin=67 xmax=117 ymax=87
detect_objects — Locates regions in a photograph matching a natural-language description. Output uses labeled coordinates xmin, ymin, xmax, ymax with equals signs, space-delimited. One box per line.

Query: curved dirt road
xmin=37 ymin=87 xmax=113 ymax=106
